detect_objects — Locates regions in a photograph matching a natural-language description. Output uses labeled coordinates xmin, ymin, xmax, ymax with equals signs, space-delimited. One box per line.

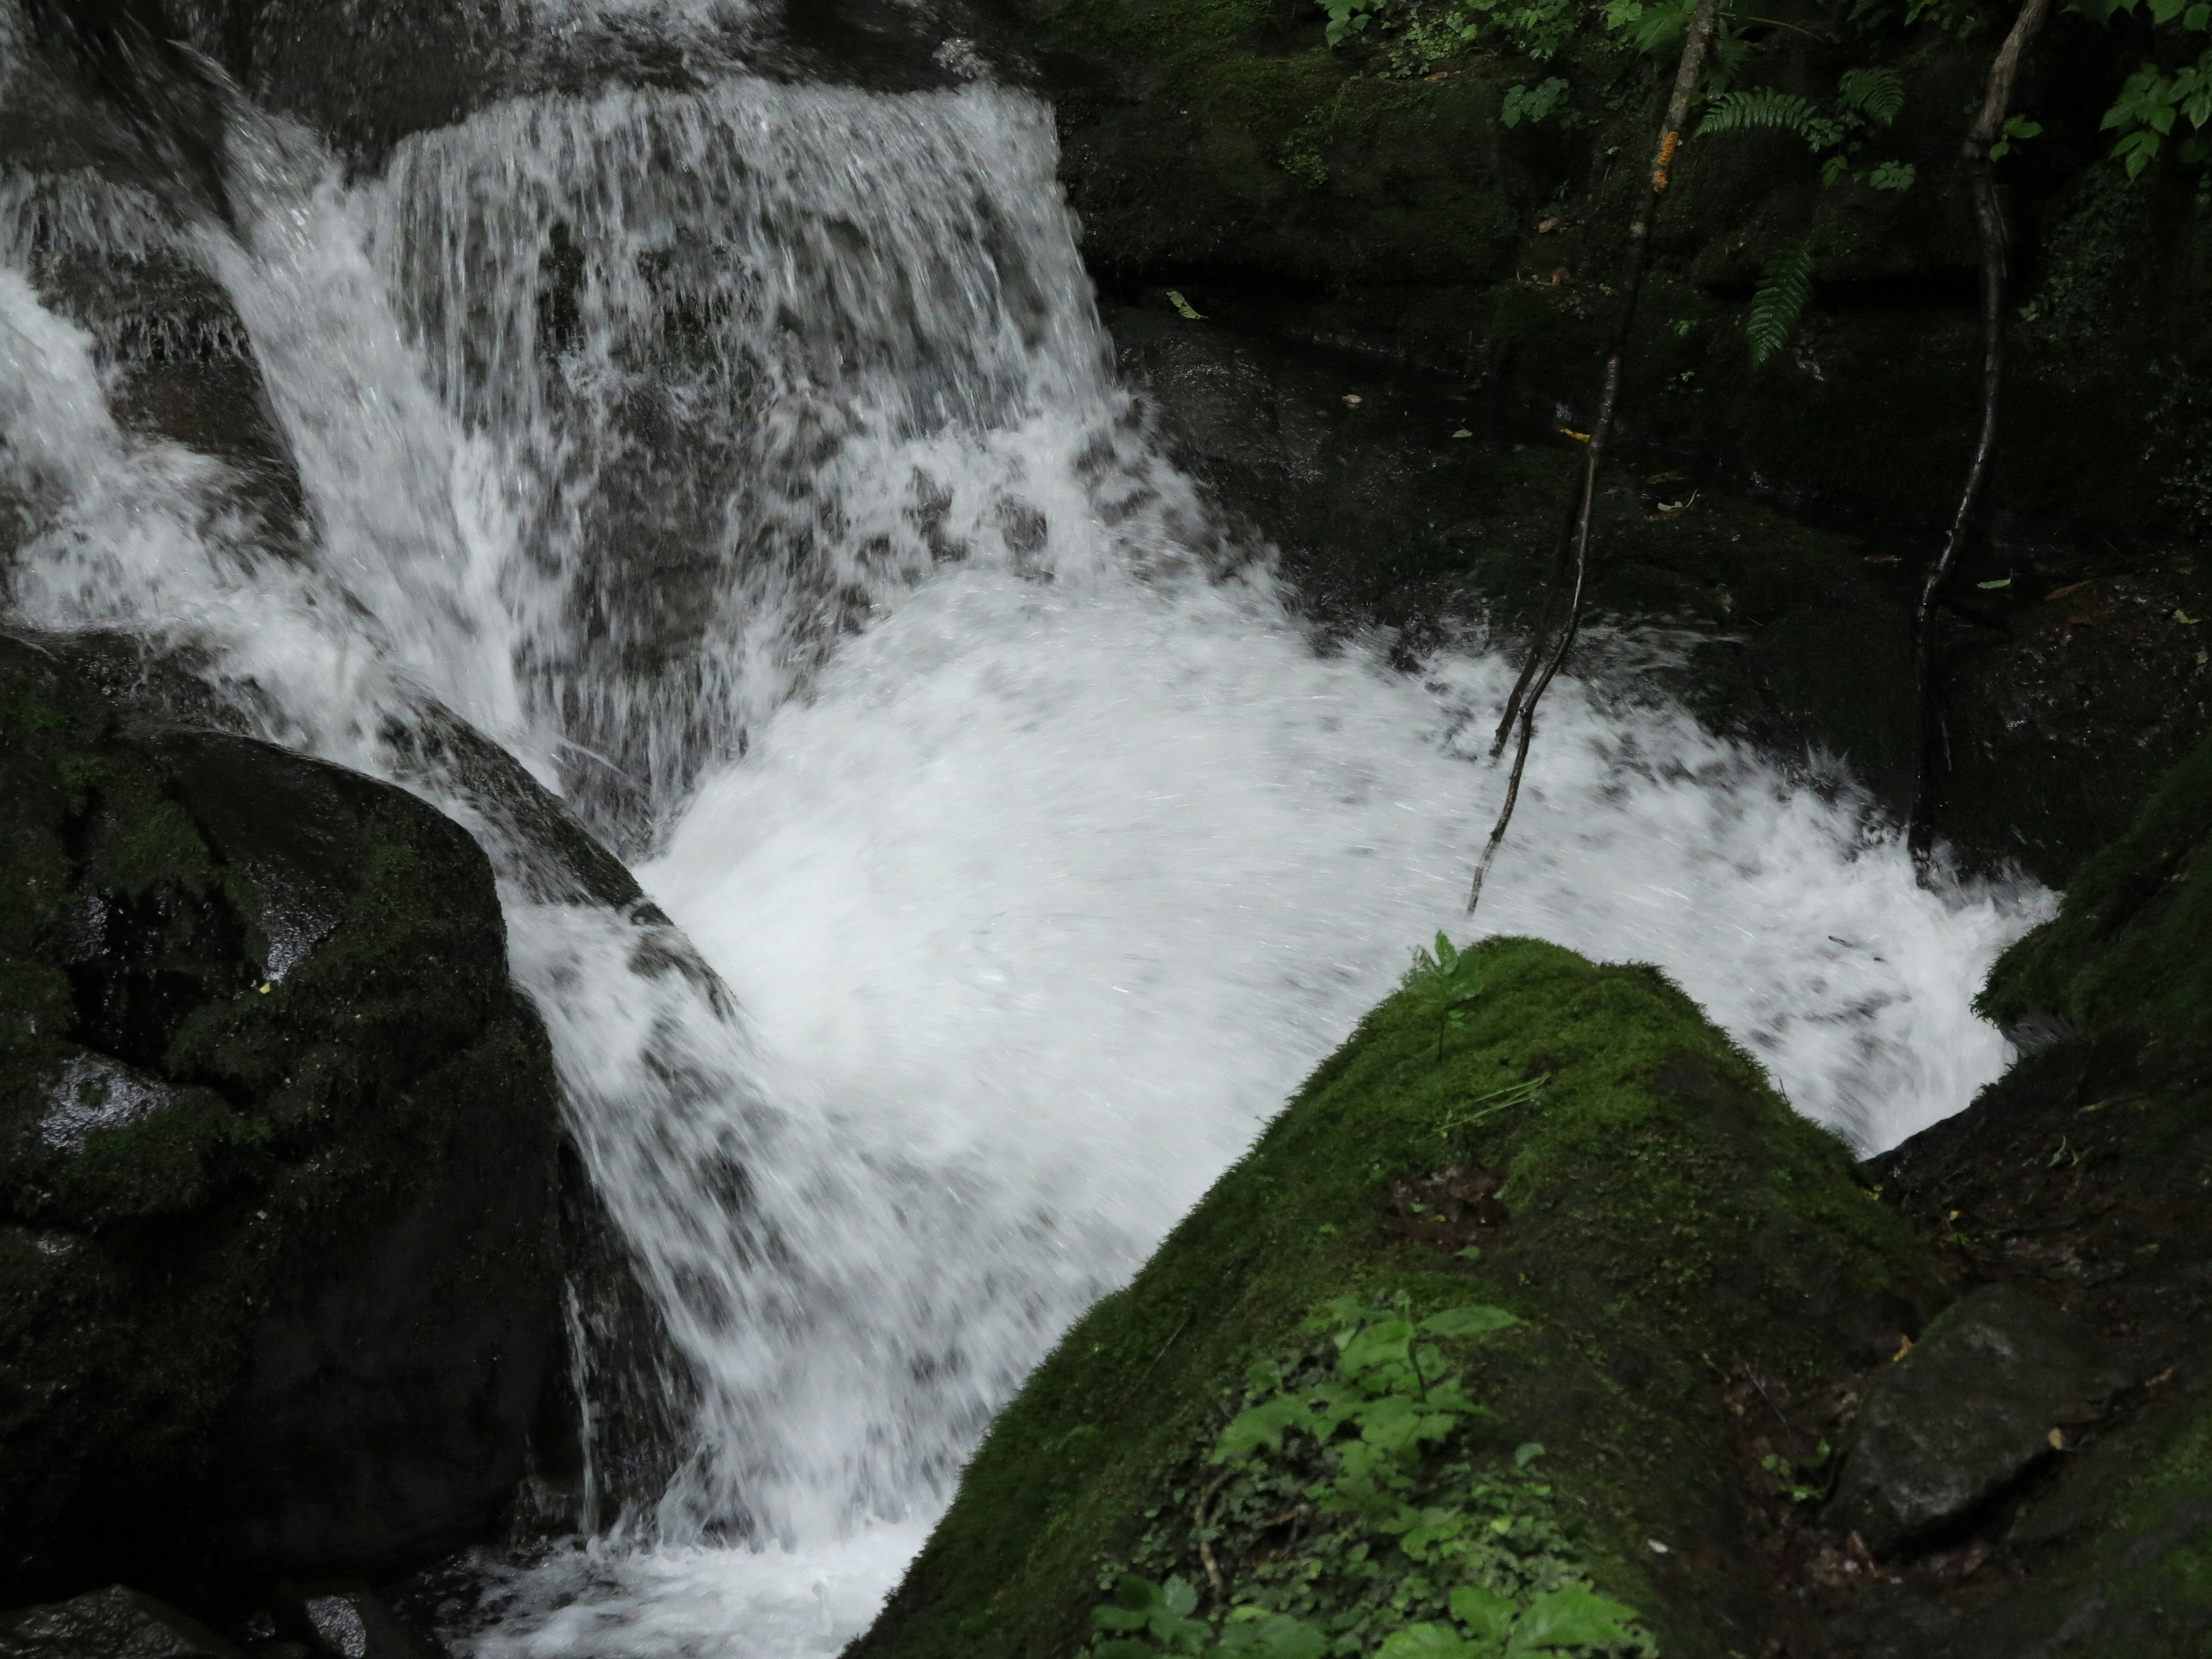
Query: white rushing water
xmin=0 ymin=37 xmax=2045 ymax=1658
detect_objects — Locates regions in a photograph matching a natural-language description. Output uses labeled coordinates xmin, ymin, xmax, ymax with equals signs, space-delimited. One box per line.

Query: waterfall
xmin=0 ymin=29 xmax=2044 ymax=1656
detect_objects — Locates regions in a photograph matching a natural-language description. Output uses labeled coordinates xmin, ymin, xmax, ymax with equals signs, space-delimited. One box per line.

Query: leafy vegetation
xmin=1745 ymin=240 xmax=1815 ymax=366
xmin=1085 ymin=1296 xmax=1648 ymax=1659
xmin=2081 ymin=0 xmax=2212 ymax=180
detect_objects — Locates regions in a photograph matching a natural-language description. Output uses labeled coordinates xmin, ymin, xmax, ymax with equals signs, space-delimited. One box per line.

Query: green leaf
xmin=1338 ymin=1318 xmax=1416 ymax=1377
xmin=1377 ymin=1623 xmax=1480 ymax=1658
xmin=1698 ymin=88 xmax=1822 ymax=144
xmin=1449 ymin=1585 xmax=1521 ymax=1641
xmin=1419 ymin=1305 xmax=1521 ymax=1338
xmin=1866 ymin=158 xmax=1917 ymax=190
xmin=1747 ymin=240 xmax=1815 ymax=367
xmin=1214 ymin=1393 xmax=1318 ymax=1461
xmin=1163 ymin=1578 xmax=1198 ymax=1619
xmin=1506 ymin=1585 xmax=1640 ymax=1651
xmin=1096 ymin=1642 xmax=1162 ymax=1659
xmin=1838 ymin=66 xmax=1906 ymax=126
xmin=1514 ymin=1440 xmax=1547 ymax=1466
xmin=1210 ymin=1614 xmax=1329 ymax=1659
xmin=1976 ymin=577 xmax=2012 ymax=589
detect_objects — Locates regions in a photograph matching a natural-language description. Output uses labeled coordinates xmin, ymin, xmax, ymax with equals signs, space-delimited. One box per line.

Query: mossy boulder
xmin=0 ymin=634 xmax=567 ymax=1601
xmin=854 ymin=935 xmax=1947 ymax=1659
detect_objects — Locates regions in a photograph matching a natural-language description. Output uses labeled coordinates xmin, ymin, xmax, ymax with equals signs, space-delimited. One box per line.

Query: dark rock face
xmin=0 ymin=633 xmax=567 ymax=1600
xmin=1827 ymin=1285 xmax=2124 ymax=1556
xmin=1837 ymin=727 xmax=2212 ymax=1657
xmin=0 ymin=1585 xmax=241 ymax=1658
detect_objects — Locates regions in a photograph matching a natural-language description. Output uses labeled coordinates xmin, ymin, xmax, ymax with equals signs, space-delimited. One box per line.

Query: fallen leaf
xmin=1865 ymin=554 xmax=1902 ymax=565
xmin=1165 ymin=289 xmax=1205 ymax=320
xmin=2048 ymin=1428 xmax=2066 ymax=1450
xmin=1976 ymin=578 xmax=2013 ymax=590
xmin=1559 ymin=427 xmax=1590 ymax=442
xmin=2047 ymin=579 xmax=2092 ymax=600
xmin=1647 ymin=1540 xmax=1669 ymax=1554
xmin=2176 ymin=609 xmax=2200 ymax=625
xmin=1537 ymin=217 xmax=1562 ymax=233
xmin=1342 ymin=393 xmax=1363 ymax=407
xmin=1892 ymin=1335 xmax=1913 ymax=1362
xmin=1425 ymin=70 xmax=1454 ymax=81
xmin=1451 ymin=428 xmax=1473 ymax=438
xmin=1547 ymin=266 xmax=1573 ymax=285
xmin=2066 ymin=613 xmax=2097 ymax=627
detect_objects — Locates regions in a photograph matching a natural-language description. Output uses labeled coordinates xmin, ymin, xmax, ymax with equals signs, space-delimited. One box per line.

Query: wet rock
xmin=1828 ymin=1284 xmax=2126 ymax=1556
xmin=271 ymin=1585 xmax=424 ymax=1659
xmin=0 ymin=632 xmax=569 ymax=1597
xmin=0 ymin=1585 xmax=241 ymax=1659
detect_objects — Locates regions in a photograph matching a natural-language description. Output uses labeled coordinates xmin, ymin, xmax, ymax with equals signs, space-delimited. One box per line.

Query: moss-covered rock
xmin=854 ymin=935 xmax=1947 ymax=1659
xmin=0 ymin=632 xmax=567 ymax=1602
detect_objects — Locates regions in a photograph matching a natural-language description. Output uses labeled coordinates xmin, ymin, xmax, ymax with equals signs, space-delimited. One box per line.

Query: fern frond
xmin=1747 ymin=241 xmax=1816 ymax=367
xmin=1697 ymin=89 xmax=1820 ymax=141
xmin=1837 ymin=66 xmax=1906 ymax=127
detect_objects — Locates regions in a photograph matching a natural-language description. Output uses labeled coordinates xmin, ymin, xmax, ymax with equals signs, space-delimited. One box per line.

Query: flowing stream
xmin=0 ymin=21 xmax=2045 ymax=1656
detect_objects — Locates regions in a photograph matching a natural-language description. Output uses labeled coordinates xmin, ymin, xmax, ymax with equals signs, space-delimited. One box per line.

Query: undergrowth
xmin=1086 ymin=1294 xmax=1650 ymax=1659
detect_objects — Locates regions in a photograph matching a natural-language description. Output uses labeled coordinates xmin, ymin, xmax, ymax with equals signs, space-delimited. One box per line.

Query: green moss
xmin=1976 ymin=725 xmax=2212 ymax=1057
xmin=855 ymin=938 xmax=1944 ymax=1659
xmin=96 ymin=800 xmax=217 ymax=897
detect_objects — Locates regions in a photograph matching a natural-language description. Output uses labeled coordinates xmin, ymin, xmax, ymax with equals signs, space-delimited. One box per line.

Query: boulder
xmin=0 ymin=632 xmax=568 ymax=1599
xmin=853 ymin=935 xmax=1947 ymax=1659
xmin=0 ymin=1585 xmax=241 ymax=1659
xmin=1825 ymin=1284 xmax=2125 ymax=1556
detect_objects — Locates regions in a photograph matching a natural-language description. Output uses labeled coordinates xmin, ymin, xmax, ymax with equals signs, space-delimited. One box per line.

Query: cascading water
xmin=0 ymin=21 xmax=2047 ymax=1656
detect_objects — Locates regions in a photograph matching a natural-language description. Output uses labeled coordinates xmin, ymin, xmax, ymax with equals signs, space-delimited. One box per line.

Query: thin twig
xmin=1469 ymin=0 xmax=1721 ymax=914
xmin=1905 ymin=0 xmax=2054 ymax=869
xmin=1193 ymin=1468 xmax=1233 ymax=1598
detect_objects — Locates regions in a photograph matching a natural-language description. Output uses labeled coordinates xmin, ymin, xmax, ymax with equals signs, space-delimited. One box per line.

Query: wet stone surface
xmin=1826 ymin=1283 xmax=2127 ymax=1557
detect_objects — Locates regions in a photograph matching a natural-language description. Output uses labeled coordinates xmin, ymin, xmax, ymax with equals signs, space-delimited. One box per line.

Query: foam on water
xmin=0 ymin=36 xmax=2047 ymax=1656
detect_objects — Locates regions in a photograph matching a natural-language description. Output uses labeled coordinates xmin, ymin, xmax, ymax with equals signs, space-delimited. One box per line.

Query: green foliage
xmin=1746 ymin=240 xmax=1815 ymax=367
xmin=1835 ymin=66 xmax=1906 ymax=126
xmin=1455 ymin=0 xmax=1581 ymax=59
xmin=1696 ymin=88 xmax=1827 ymax=145
xmin=1987 ymin=113 xmax=2043 ymax=161
xmin=1323 ymin=0 xmax=1388 ymax=46
xmin=1317 ymin=0 xmax=1577 ymax=67
xmin=2080 ymin=0 xmax=2212 ymax=177
xmin=1501 ymin=78 xmax=1573 ymax=127
xmin=1085 ymin=1296 xmax=1647 ymax=1658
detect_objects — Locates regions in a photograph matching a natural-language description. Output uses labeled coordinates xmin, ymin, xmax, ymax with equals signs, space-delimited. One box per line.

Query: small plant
xmin=1745 ymin=240 xmax=1815 ymax=366
xmin=1088 ymin=1297 xmax=1649 ymax=1658
xmin=1759 ymin=1439 xmax=1834 ymax=1503
xmin=1501 ymin=77 xmax=1574 ymax=127
xmin=2082 ymin=0 xmax=2211 ymax=179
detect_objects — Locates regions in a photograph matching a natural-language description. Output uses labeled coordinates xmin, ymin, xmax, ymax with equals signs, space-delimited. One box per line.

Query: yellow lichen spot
xmin=1891 ymin=1335 xmax=1913 ymax=1363
xmin=2048 ymin=1428 xmax=2065 ymax=1450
